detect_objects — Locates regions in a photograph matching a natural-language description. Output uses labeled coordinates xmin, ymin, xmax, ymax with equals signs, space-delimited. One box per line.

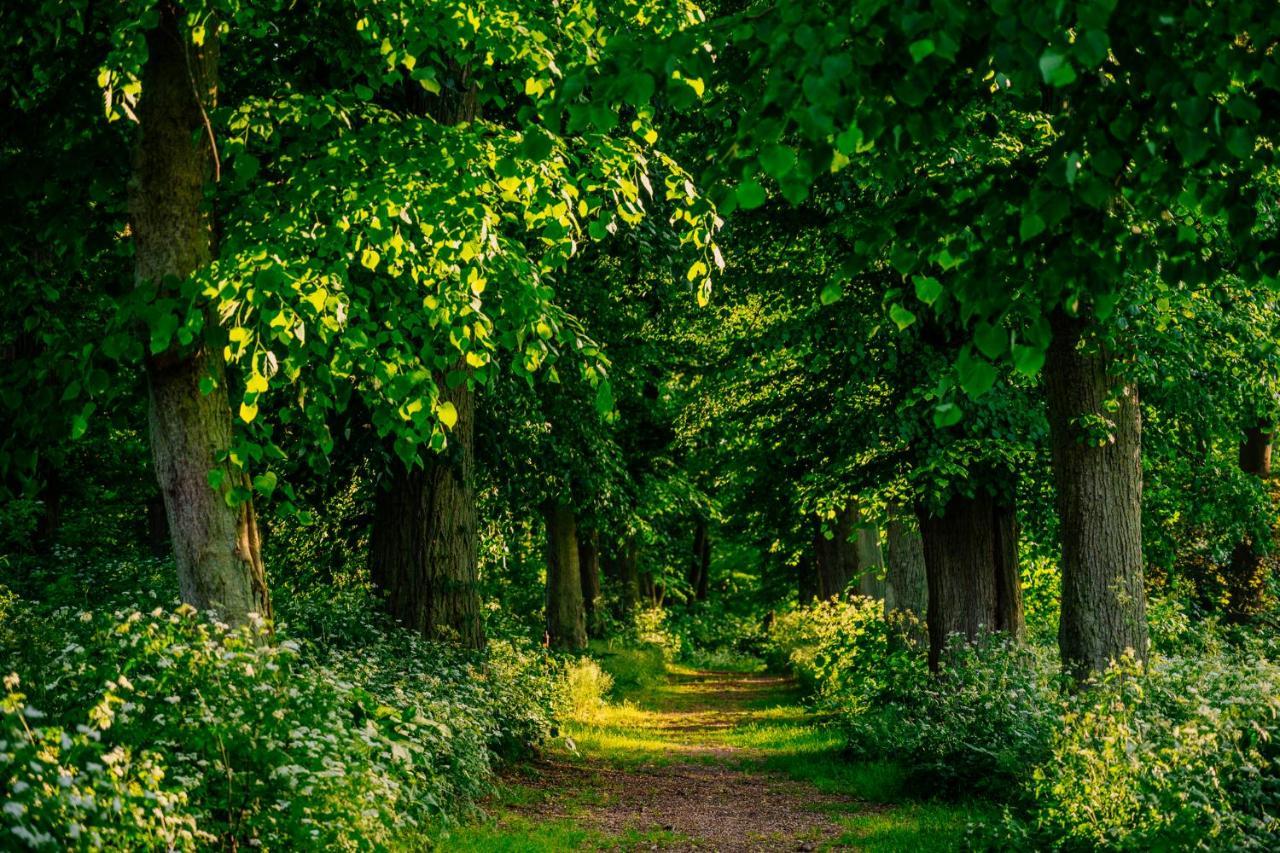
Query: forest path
xmin=435 ymin=663 xmax=972 ymax=851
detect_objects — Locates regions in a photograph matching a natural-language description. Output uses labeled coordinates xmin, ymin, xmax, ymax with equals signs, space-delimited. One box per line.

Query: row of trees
xmin=7 ymin=1 xmax=1280 ymax=681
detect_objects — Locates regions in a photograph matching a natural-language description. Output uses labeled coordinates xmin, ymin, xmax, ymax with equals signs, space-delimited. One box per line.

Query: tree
xmin=131 ymin=4 xmax=269 ymax=626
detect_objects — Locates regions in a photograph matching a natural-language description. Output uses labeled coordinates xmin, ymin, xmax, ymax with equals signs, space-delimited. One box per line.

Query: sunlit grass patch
xmin=431 ymin=814 xmax=685 ymax=852
xmin=830 ymin=802 xmax=990 ymax=852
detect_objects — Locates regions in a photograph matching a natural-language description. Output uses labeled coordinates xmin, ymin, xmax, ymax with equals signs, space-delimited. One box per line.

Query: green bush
xmin=995 ymin=649 xmax=1280 ymax=849
xmin=772 ymin=598 xmax=1280 ymax=849
xmin=552 ymin=658 xmax=614 ymax=722
xmin=0 ymin=563 xmax=561 ymax=850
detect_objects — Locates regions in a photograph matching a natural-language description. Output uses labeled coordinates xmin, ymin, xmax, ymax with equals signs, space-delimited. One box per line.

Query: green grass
xmin=442 ymin=656 xmax=986 ymax=850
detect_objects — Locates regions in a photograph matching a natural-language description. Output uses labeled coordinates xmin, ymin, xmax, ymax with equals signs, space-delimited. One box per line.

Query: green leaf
xmin=890 ymin=303 xmax=917 ymax=330
xmin=594 ymin=381 xmax=615 ymax=415
xmin=933 ymin=402 xmax=964 ymax=428
xmin=1039 ymin=50 xmax=1077 ymax=87
xmin=1020 ymin=212 xmax=1046 ymax=242
xmin=253 ymin=471 xmax=278 ymax=496
xmin=957 ymin=349 xmax=997 ymax=397
xmin=736 ymin=179 xmax=767 ymax=210
xmin=759 ymin=144 xmax=797 ymax=179
xmin=909 ymin=39 xmax=936 ymax=63
xmin=1012 ymin=343 xmax=1046 ymax=377
xmin=820 ymin=282 xmax=843 ymax=305
xmin=974 ymin=321 xmax=1008 ymax=360
xmin=437 ymin=400 xmax=458 ymax=429
xmin=913 ymin=275 xmax=942 ymax=305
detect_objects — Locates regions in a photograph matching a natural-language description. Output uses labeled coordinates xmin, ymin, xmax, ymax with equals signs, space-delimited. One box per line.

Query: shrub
xmin=771 ymin=598 xmax=1280 ymax=849
xmin=0 ymin=564 xmax=562 ymax=850
xmin=1 ymin=674 xmax=204 ymax=850
xmin=997 ymin=650 xmax=1280 ymax=849
xmin=553 ymin=658 xmax=614 ymax=723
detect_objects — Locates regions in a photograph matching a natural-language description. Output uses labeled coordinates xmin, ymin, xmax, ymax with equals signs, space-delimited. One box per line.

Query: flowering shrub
xmin=0 ymin=576 xmax=562 ymax=850
xmin=1 ymin=674 xmax=204 ymax=850
xmin=769 ymin=598 xmax=1280 ymax=849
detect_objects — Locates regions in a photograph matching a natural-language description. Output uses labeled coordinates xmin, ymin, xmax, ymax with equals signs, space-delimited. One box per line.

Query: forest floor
xmin=432 ymin=661 xmax=986 ymax=851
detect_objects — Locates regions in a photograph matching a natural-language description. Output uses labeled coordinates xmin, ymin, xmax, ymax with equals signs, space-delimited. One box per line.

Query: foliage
xmin=0 ymin=561 xmax=560 ymax=850
xmin=774 ymin=597 xmax=1280 ymax=849
xmin=552 ymin=658 xmax=614 ymax=724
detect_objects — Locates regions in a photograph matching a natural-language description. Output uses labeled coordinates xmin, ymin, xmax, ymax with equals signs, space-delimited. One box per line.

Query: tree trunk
xmin=615 ymin=537 xmax=641 ymax=611
xmin=32 ymin=462 xmax=61 ymax=554
xmin=368 ymin=62 xmax=485 ymax=646
xmin=918 ymin=491 xmax=1023 ymax=670
xmin=132 ymin=6 xmax=269 ymax=626
xmin=885 ymin=511 xmax=928 ymax=645
xmin=369 ymin=395 xmax=483 ymax=647
xmin=545 ymin=502 xmax=587 ymax=650
xmin=579 ymin=528 xmax=602 ymax=637
xmin=1225 ymin=423 xmax=1272 ymax=622
xmin=146 ymin=493 xmax=170 ymax=558
xmin=854 ymin=514 xmax=885 ymax=600
xmin=1044 ymin=311 xmax=1148 ymax=677
xmin=689 ymin=518 xmax=711 ymax=602
xmin=797 ymin=553 xmax=818 ymax=604
xmin=697 ymin=527 xmax=711 ymax=601
xmin=813 ymin=512 xmax=853 ymax=599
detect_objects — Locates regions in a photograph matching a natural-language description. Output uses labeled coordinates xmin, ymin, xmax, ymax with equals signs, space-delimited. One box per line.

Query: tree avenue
xmin=5 ymin=2 xmax=1280 ymax=850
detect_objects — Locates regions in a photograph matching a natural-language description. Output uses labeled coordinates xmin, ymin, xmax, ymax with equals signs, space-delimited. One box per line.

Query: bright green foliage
xmin=1 ymin=674 xmax=204 ymax=850
xmin=0 ymin=569 xmax=563 ymax=849
xmin=771 ymin=596 xmax=1280 ymax=849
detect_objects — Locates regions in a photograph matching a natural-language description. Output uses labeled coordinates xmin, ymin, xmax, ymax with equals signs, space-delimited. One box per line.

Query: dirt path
xmin=527 ymin=670 xmax=866 ymax=851
xmin=434 ymin=664 xmax=972 ymax=851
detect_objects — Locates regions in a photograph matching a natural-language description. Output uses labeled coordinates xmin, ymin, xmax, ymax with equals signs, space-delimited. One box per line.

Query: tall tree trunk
xmin=614 ymin=536 xmax=641 ymax=611
xmin=32 ymin=461 xmax=61 ymax=554
xmin=368 ymin=65 xmax=484 ymax=646
xmin=696 ymin=526 xmax=711 ymax=601
xmin=132 ymin=5 xmax=269 ymax=626
xmin=854 ymin=504 xmax=885 ymax=600
xmin=918 ymin=491 xmax=1023 ymax=670
xmin=689 ymin=518 xmax=711 ymax=602
xmin=885 ymin=510 xmax=928 ymax=645
xmin=1226 ymin=422 xmax=1272 ymax=622
xmin=797 ymin=553 xmax=818 ymax=604
xmin=813 ymin=512 xmax=853 ymax=599
xmin=146 ymin=493 xmax=170 ymax=558
xmin=1044 ymin=312 xmax=1148 ymax=677
xmin=579 ymin=528 xmax=602 ymax=638
xmin=369 ymin=385 xmax=482 ymax=646
xmin=545 ymin=502 xmax=587 ymax=650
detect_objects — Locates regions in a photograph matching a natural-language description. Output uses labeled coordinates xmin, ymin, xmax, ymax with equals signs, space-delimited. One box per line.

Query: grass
xmin=434 ymin=648 xmax=988 ymax=851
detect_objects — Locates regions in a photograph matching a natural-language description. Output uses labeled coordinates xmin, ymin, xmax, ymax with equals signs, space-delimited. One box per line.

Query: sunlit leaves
xmin=437 ymin=400 xmax=458 ymax=429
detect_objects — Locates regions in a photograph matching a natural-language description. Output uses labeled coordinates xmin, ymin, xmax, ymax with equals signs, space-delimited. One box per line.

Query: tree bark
xmin=545 ymin=502 xmax=587 ymax=650
xmin=614 ymin=536 xmax=641 ymax=611
xmin=145 ymin=493 xmax=170 ymax=558
xmin=369 ymin=388 xmax=483 ymax=647
xmin=697 ymin=527 xmax=711 ymax=601
xmin=368 ymin=61 xmax=485 ymax=646
xmin=132 ymin=5 xmax=269 ymax=626
xmin=578 ymin=528 xmax=602 ymax=637
xmin=918 ymin=491 xmax=1023 ymax=670
xmin=1226 ymin=423 xmax=1272 ymax=622
xmin=1044 ymin=311 xmax=1148 ymax=677
xmin=813 ymin=513 xmax=851 ymax=599
xmin=885 ymin=511 xmax=928 ymax=645
xmin=855 ymin=516 xmax=886 ymax=600
xmin=689 ymin=518 xmax=711 ymax=602
xmin=797 ymin=553 xmax=818 ymax=604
